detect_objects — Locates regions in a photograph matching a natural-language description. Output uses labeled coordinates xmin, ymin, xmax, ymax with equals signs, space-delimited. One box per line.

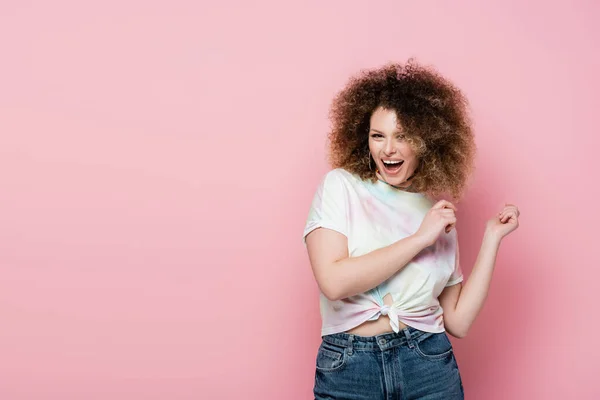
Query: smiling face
xmin=368 ymin=107 xmax=420 ymax=189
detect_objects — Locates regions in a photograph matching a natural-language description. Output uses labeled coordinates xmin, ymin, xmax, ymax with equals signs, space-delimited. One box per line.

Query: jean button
xmin=379 ymin=338 xmax=386 ymax=345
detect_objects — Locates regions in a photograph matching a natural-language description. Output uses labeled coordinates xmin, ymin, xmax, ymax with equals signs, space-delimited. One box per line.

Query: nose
xmin=384 ymin=140 xmax=396 ymax=156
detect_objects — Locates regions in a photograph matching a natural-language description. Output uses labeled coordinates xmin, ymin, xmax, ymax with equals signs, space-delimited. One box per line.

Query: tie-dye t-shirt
xmin=303 ymin=168 xmax=463 ymax=336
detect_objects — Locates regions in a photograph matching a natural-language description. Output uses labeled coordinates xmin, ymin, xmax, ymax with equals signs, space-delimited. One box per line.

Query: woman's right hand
xmin=414 ymin=200 xmax=457 ymax=247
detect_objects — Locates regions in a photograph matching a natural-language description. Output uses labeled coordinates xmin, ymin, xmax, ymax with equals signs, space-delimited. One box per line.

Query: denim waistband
xmin=322 ymin=326 xmax=440 ymax=352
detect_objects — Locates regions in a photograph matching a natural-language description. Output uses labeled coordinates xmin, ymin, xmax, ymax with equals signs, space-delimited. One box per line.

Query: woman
xmin=303 ymin=60 xmax=520 ymax=399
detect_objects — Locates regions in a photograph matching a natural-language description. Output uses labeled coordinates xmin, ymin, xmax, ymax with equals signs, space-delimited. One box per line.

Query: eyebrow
xmin=369 ymin=129 xmax=404 ymax=134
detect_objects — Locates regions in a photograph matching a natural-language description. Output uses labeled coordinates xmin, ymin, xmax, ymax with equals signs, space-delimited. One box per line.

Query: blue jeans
xmin=314 ymin=326 xmax=464 ymax=399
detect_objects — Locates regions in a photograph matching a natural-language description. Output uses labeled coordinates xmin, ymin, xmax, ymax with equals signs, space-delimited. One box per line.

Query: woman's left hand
xmin=486 ymin=203 xmax=520 ymax=240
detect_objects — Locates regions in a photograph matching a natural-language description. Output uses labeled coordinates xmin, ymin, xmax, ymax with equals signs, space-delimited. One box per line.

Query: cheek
xmin=403 ymin=150 xmax=420 ymax=172
xmin=409 ymin=159 xmax=420 ymax=173
xmin=401 ymin=146 xmax=417 ymax=162
xmin=369 ymin=142 xmax=380 ymax=157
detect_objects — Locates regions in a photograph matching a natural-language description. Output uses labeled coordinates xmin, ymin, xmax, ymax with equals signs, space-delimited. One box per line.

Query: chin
xmin=382 ymin=175 xmax=405 ymax=186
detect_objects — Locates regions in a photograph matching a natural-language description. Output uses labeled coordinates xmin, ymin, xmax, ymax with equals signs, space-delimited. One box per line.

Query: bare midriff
xmin=345 ymin=293 xmax=408 ymax=336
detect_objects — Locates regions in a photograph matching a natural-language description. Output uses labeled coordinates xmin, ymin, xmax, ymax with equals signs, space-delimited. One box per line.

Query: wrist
xmin=410 ymin=232 xmax=432 ymax=249
xmin=483 ymin=229 xmax=503 ymax=246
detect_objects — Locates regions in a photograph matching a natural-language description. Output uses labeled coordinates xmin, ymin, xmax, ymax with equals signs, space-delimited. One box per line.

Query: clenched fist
xmin=486 ymin=203 xmax=520 ymax=240
xmin=414 ymin=200 xmax=457 ymax=247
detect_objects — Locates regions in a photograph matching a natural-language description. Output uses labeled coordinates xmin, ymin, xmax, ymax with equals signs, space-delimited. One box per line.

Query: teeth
xmin=383 ymin=160 xmax=402 ymax=165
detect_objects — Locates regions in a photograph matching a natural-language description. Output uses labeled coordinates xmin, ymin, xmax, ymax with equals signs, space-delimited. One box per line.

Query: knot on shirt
xmin=380 ymin=305 xmax=390 ymax=316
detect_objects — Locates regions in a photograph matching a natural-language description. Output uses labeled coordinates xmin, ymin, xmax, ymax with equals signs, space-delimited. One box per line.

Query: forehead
xmin=369 ymin=107 xmax=404 ymax=133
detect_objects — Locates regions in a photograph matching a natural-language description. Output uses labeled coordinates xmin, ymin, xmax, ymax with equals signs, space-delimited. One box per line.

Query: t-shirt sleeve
xmin=445 ymin=237 xmax=464 ymax=287
xmin=302 ymin=170 xmax=349 ymax=243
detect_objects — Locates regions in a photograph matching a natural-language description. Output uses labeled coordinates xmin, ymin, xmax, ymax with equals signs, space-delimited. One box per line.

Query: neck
xmin=376 ymin=171 xmax=415 ymax=191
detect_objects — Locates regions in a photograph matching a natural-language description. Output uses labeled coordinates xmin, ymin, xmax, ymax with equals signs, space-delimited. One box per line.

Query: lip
xmin=382 ymin=159 xmax=404 ymax=163
xmin=381 ymin=160 xmax=404 ymax=175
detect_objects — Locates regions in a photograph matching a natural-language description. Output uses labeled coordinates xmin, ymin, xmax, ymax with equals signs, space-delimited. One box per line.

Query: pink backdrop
xmin=1 ymin=1 xmax=599 ymax=399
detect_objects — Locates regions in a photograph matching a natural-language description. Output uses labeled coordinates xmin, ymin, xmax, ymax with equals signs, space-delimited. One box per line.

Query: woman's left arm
xmin=439 ymin=204 xmax=520 ymax=339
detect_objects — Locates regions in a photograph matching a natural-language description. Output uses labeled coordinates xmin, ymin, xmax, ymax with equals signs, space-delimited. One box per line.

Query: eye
xmin=397 ymin=134 xmax=406 ymax=140
xmin=370 ymin=133 xmax=384 ymax=139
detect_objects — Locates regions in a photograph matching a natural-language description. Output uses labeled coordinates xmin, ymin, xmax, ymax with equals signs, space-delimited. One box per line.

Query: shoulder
xmin=310 ymin=168 xmax=365 ymax=204
xmin=321 ymin=168 xmax=363 ymax=188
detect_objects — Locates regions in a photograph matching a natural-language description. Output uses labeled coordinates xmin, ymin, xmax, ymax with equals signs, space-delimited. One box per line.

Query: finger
xmin=445 ymin=221 xmax=455 ymax=233
xmin=503 ymin=204 xmax=520 ymax=217
xmin=499 ymin=206 xmax=514 ymax=215
xmin=501 ymin=211 xmax=517 ymax=223
xmin=445 ymin=215 xmax=457 ymax=231
xmin=432 ymin=200 xmax=457 ymax=211
xmin=499 ymin=207 xmax=517 ymax=218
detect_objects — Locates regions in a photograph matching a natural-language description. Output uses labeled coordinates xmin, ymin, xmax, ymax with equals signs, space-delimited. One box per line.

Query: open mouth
xmin=382 ymin=159 xmax=404 ymax=174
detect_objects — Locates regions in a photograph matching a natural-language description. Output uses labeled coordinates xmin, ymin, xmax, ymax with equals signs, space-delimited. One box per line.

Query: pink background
xmin=1 ymin=1 xmax=599 ymax=399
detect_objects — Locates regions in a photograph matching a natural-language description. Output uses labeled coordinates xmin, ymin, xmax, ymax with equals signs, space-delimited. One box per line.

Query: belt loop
xmin=347 ymin=334 xmax=354 ymax=355
xmin=403 ymin=328 xmax=415 ymax=349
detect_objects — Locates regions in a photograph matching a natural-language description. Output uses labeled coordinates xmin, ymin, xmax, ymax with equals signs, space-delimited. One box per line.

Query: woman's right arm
xmin=305 ymin=199 xmax=457 ymax=301
xmin=305 ymin=228 xmax=430 ymax=301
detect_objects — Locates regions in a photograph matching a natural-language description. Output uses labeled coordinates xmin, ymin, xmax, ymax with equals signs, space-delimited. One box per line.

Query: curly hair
xmin=327 ymin=59 xmax=476 ymax=200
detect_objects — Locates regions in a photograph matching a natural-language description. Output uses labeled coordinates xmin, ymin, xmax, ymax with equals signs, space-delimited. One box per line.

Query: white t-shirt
xmin=303 ymin=168 xmax=463 ymax=336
